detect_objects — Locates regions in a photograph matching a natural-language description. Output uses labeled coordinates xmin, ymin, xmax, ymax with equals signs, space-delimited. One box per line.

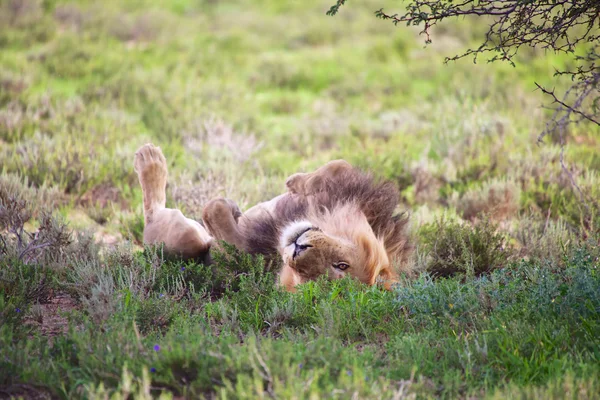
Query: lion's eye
xmin=333 ymin=262 xmax=350 ymax=271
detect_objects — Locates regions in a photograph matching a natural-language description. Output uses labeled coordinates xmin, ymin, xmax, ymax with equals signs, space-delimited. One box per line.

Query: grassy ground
xmin=1 ymin=0 xmax=599 ymax=398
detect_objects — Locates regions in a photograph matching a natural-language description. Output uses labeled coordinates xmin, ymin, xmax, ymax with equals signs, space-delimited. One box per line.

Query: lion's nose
xmin=293 ymin=243 xmax=313 ymax=259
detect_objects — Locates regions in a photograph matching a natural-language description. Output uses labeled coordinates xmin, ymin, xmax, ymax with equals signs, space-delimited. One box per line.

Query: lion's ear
xmin=377 ymin=268 xmax=399 ymax=291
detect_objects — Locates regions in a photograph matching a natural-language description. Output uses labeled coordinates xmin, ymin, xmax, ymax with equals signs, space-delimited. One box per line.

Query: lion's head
xmin=278 ymin=203 xmax=393 ymax=287
xmin=242 ymin=166 xmax=413 ymax=291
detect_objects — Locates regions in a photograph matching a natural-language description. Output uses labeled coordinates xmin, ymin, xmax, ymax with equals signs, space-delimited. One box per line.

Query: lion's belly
xmin=242 ymin=193 xmax=289 ymax=220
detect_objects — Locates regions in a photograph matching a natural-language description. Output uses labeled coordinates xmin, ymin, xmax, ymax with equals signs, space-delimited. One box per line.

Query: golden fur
xmin=134 ymin=144 xmax=413 ymax=291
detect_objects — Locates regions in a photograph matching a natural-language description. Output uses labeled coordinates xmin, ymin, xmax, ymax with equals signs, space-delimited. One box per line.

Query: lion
xmin=134 ymin=143 xmax=413 ymax=291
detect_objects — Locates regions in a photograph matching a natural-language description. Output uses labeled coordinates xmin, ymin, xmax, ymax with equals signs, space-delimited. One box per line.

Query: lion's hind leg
xmin=144 ymin=208 xmax=212 ymax=259
xmin=134 ymin=143 xmax=212 ymax=259
xmin=134 ymin=143 xmax=168 ymax=224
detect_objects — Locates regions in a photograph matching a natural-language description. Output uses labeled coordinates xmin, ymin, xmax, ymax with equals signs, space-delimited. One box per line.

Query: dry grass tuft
xmin=53 ymin=4 xmax=84 ymax=31
xmin=0 ymin=0 xmax=42 ymax=27
xmin=410 ymin=159 xmax=442 ymax=205
xmin=456 ymin=179 xmax=521 ymax=222
xmin=512 ymin=216 xmax=575 ymax=263
xmin=185 ymin=117 xmax=264 ymax=163
xmin=0 ymin=173 xmax=62 ymax=216
xmin=170 ymin=171 xmax=230 ymax=221
xmin=109 ymin=11 xmax=168 ymax=43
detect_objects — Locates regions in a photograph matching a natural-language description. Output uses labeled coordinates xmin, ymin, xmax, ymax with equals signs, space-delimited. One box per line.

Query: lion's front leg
xmin=134 ymin=144 xmax=212 ymax=259
xmin=202 ymin=198 xmax=246 ymax=250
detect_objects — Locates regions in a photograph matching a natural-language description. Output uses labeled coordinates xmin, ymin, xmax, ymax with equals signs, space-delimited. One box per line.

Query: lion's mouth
xmin=281 ymin=221 xmax=313 ymax=248
xmin=280 ymin=221 xmax=320 ymax=259
xmin=292 ymin=226 xmax=313 ymax=244
xmin=292 ymin=227 xmax=314 ymax=259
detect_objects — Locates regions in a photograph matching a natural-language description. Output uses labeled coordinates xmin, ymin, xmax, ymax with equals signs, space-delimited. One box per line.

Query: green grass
xmin=1 ymin=0 xmax=599 ymax=398
xmin=1 ymin=238 xmax=599 ymax=398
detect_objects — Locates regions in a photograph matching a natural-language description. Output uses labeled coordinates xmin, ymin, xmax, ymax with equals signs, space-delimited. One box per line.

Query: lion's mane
xmin=241 ymin=167 xmax=412 ymax=271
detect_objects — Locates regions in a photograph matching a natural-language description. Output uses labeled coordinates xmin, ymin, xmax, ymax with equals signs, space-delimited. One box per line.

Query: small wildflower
xmin=159 ymin=294 xmax=164 ymax=298
xmin=181 ymin=266 xmax=186 ymax=271
xmin=298 ymin=363 xmax=303 ymax=369
xmin=150 ymin=367 xmax=157 ymax=373
xmin=346 ymin=370 xmax=352 ymax=376
xmin=448 ymin=303 xmax=454 ymax=309
xmin=15 ymin=308 xmax=21 ymax=313
xmin=154 ymin=344 xmax=161 ymax=352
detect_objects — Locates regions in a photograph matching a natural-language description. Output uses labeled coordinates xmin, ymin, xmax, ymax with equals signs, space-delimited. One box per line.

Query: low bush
xmin=419 ymin=216 xmax=510 ymax=277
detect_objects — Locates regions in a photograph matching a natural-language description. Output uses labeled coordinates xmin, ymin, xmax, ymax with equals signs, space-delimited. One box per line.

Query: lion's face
xmin=278 ymin=203 xmax=391 ymax=286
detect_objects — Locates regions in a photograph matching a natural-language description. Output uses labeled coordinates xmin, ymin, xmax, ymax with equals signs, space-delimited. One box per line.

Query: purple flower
xmin=159 ymin=294 xmax=164 ymax=298
xmin=154 ymin=345 xmax=161 ymax=352
xmin=15 ymin=308 xmax=21 ymax=313
xmin=180 ymin=266 xmax=186 ymax=271
xmin=298 ymin=363 xmax=303 ymax=369
xmin=150 ymin=367 xmax=157 ymax=373
xmin=346 ymin=370 xmax=352 ymax=376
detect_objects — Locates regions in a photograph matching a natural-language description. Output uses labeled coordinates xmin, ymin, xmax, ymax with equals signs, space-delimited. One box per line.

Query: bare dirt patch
xmin=0 ymin=384 xmax=56 ymax=400
xmin=25 ymin=293 xmax=78 ymax=337
xmin=79 ymin=182 xmax=127 ymax=210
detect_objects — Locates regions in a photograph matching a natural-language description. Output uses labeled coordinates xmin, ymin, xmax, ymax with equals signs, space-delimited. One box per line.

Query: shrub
xmin=0 ymin=192 xmax=71 ymax=267
xmin=135 ymin=297 xmax=183 ymax=334
xmin=207 ymin=242 xmax=276 ymax=299
xmin=0 ymin=178 xmax=83 ymax=332
xmin=419 ymin=217 xmax=510 ymax=277
xmin=0 ymin=172 xmax=62 ymax=214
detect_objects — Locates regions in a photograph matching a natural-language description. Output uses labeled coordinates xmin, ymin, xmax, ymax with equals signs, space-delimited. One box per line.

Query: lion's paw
xmin=135 ymin=143 xmax=168 ymax=216
xmin=223 ymin=198 xmax=242 ymax=222
xmin=285 ymin=172 xmax=307 ymax=195
xmin=204 ymin=198 xmax=242 ymax=223
xmin=134 ymin=143 xmax=167 ymax=184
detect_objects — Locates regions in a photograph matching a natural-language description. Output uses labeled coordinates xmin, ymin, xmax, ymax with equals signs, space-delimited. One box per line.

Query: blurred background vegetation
xmin=0 ymin=0 xmax=599 ymax=398
xmin=1 ymin=0 xmax=598 ymax=245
